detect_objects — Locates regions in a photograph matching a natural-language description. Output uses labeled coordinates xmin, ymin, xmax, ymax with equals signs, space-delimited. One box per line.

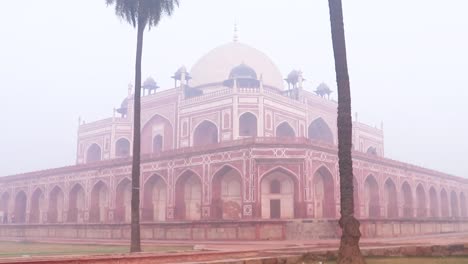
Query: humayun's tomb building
xmin=1 ymin=39 xmax=467 ymax=241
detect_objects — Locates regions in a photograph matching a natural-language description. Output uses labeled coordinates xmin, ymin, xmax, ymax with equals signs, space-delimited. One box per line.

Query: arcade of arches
xmin=2 ymin=164 xmax=466 ymax=225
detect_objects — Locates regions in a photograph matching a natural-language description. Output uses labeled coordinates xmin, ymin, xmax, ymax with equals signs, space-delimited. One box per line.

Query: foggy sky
xmin=0 ymin=0 xmax=467 ymax=177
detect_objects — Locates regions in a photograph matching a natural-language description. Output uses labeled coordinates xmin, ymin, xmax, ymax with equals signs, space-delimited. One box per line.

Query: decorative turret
xmin=285 ymin=70 xmax=300 ymax=89
xmin=223 ymin=63 xmax=260 ymax=88
xmin=315 ymin=82 xmax=333 ymax=99
xmin=142 ymin=77 xmax=159 ymax=96
xmin=116 ymin=97 xmax=128 ymax=117
xmin=172 ymin=66 xmax=191 ymax=87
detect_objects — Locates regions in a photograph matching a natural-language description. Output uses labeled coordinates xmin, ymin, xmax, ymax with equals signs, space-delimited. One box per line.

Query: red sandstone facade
xmin=0 ymin=41 xmax=467 ymax=240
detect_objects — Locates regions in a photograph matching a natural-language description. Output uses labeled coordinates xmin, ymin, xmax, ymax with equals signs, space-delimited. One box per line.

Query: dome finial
xmin=233 ymin=23 xmax=238 ymax=42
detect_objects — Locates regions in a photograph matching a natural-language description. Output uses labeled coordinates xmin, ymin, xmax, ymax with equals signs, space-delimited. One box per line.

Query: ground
xmin=317 ymin=257 xmax=468 ymax=264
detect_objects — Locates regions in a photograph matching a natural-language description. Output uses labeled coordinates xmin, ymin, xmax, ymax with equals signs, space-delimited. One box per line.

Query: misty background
xmin=0 ymin=0 xmax=467 ymax=177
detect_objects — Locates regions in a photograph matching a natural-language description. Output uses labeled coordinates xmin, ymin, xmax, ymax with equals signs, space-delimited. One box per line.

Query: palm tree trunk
xmin=327 ymin=0 xmax=365 ymax=263
xmin=130 ymin=19 xmax=145 ymax=253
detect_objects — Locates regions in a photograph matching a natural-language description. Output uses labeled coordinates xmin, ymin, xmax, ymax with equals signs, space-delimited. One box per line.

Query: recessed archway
xmin=153 ymin=135 xmax=163 ymax=154
xmin=141 ymin=114 xmax=174 ymax=154
xmin=364 ymin=175 xmax=380 ymax=218
xmin=175 ymin=171 xmax=202 ymax=220
xmin=384 ymin=178 xmax=398 ymax=218
xmin=440 ymin=188 xmax=449 ymax=217
xmin=460 ymin=192 xmax=467 ymax=217
xmin=86 ymin=144 xmax=102 ymax=163
xmin=0 ymin=193 xmax=10 ymax=223
xmin=211 ymin=166 xmax=243 ymax=219
xmin=429 ymin=187 xmax=439 ymax=218
xmin=239 ymin=112 xmax=257 ymax=137
xmin=260 ymin=168 xmax=298 ymax=219
xmin=30 ymin=188 xmax=45 ymax=223
xmin=313 ymin=167 xmax=335 ymax=218
xmin=115 ymin=138 xmax=130 ymax=157
xmin=401 ymin=182 xmax=413 ymax=218
xmin=308 ymin=118 xmax=333 ymax=144
xmin=193 ymin=121 xmax=218 ymax=146
xmin=48 ymin=186 xmax=65 ymax=223
xmin=115 ymin=178 xmax=132 ymax=223
xmin=450 ymin=191 xmax=459 ymax=218
xmin=68 ymin=184 xmax=85 ymax=223
xmin=276 ymin=122 xmax=295 ymax=138
xmin=14 ymin=191 xmax=27 ymax=223
xmin=416 ymin=184 xmax=427 ymax=217
xmin=89 ymin=181 xmax=109 ymax=223
xmin=142 ymin=174 xmax=167 ymax=221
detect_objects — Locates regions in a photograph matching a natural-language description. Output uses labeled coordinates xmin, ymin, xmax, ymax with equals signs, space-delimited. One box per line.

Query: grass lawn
xmin=314 ymin=257 xmax=468 ymax=264
xmin=0 ymin=241 xmax=193 ymax=258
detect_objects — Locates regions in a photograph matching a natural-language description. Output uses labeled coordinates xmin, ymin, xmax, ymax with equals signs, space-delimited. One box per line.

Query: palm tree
xmin=327 ymin=0 xmax=366 ymax=263
xmin=106 ymin=0 xmax=180 ymax=253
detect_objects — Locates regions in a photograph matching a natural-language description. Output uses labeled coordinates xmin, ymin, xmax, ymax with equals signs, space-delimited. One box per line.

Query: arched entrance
xmin=115 ymin=138 xmax=130 ymax=157
xmin=308 ymin=118 xmax=333 ymax=144
xmin=384 ymin=178 xmax=398 ymax=218
xmin=48 ymin=186 xmax=64 ymax=223
xmin=451 ymin=191 xmax=459 ymax=217
xmin=175 ymin=171 xmax=202 ymax=220
xmin=440 ymin=189 xmax=449 ymax=217
xmin=429 ymin=187 xmax=439 ymax=218
xmin=401 ymin=182 xmax=413 ymax=218
xmin=0 ymin=193 xmax=9 ymax=223
xmin=86 ymin=144 xmax=102 ymax=163
xmin=364 ymin=175 xmax=380 ymax=218
xmin=141 ymin=114 xmax=174 ymax=154
xmin=89 ymin=181 xmax=109 ymax=223
xmin=276 ymin=122 xmax=295 ymax=138
xmin=115 ymin=178 xmax=131 ymax=223
xmin=460 ymin=192 xmax=467 ymax=217
xmin=142 ymin=174 xmax=167 ymax=221
xmin=416 ymin=184 xmax=427 ymax=217
xmin=68 ymin=184 xmax=85 ymax=223
xmin=239 ymin=112 xmax=257 ymax=137
xmin=30 ymin=188 xmax=45 ymax=223
xmin=211 ymin=166 xmax=242 ymax=219
xmin=193 ymin=121 xmax=218 ymax=146
xmin=14 ymin=191 xmax=27 ymax=223
xmin=313 ymin=167 xmax=335 ymax=218
xmin=260 ymin=168 xmax=298 ymax=219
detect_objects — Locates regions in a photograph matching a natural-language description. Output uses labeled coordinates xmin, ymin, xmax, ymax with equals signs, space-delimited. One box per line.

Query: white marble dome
xmin=190 ymin=42 xmax=284 ymax=90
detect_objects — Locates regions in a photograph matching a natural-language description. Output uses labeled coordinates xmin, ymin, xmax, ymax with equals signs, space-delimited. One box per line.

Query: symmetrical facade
xmin=1 ymin=41 xmax=467 ymax=236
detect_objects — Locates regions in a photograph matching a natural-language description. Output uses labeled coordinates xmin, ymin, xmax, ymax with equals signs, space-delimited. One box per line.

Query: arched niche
xmin=451 ymin=191 xmax=459 ymax=217
xmin=68 ymin=184 xmax=85 ymax=223
xmin=364 ymin=175 xmax=380 ymax=218
xmin=260 ymin=168 xmax=298 ymax=219
xmin=416 ymin=184 xmax=427 ymax=217
xmin=86 ymin=144 xmax=102 ymax=163
xmin=429 ymin=187 xmax=439 ymax=218
xmin=0 ymin=193 xmax=10 ymax=223
xmin=460 ymin=192 xmax=467 ymax=217
xmin=308 ymin=118 xmax=333 ymax=144
xmin=276 ymin=122 xmax=295 ymax=138
xmin=153 ymin=134 xmax=163 ymax=154
xmin=313 ymin=167 xmax=336 ymax=218
xmin=115 ymin=138 xmax=130 ymax=157
xmin=193 ymin=120 xmax=218 ymax=147
xmin=30 ymin=188 xmax=45 ymax=223
xmin=89 ymin=181 xmax=109 ymax=223
xmin=48 ymin=186 xmax=65 ymax=223
xmin=211 ymin=166 xmax=242 ymax=219
xmin=384 ymin=178 xmax=398 ymax=218
xmin=440 ymin=188 xmax=449 ymax=217
xmin=14 ymin=191 xmax=27 ymax=223
xmin=175 ymin=171 xmax=202 ymax=220
xmin=401 ymin=182 xmax=413 ymax=218
xmin=115 ymin=178 xmax=132 ymax=223
xmin=239 ymin=112 xmax=257 ymax=137
xmin=141 ymin=114 xmax=173 ymax=154
xmin=142 ymin=174 xmax=167 ymax=221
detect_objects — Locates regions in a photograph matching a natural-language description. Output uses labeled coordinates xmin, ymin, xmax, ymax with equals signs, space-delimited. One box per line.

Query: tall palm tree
xmin=106 ymin=0 xmax=180 ymax=253
xmin=327 ymin=0 xmax=366 ymax=263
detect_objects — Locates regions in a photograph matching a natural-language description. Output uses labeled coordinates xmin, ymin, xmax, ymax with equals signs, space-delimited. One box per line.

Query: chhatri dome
xmin=189 ymin=41 xmax=285 ymax=90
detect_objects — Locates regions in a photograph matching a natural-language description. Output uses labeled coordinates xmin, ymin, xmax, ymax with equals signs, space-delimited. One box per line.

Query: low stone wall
xmin=0 ymin=219 xmax=467 ymax=241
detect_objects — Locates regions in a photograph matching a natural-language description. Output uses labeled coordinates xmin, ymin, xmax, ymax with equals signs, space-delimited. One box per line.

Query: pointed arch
xmin=384 ymin=178 xmax=398 ymax=218
xmin=30 ymin=188 xmax=45 ymax=223
xmin=364 ymin=175 xmax=380 ymax=218
xmin=175 ymin=170 xmax=202 ymax=220
xmin=416 ymin=184 xmax=427 ymax=217
xmin=211 ymin=165 xmax=243 ymax=219
xmin=308 ymin=118 xmax=333 ymax=144
xmin=193 ymin=120 xmax=218 ymax=146
xmin=89 ymin=181 xmax=109 ymax=223
xmin=0 ymin=192 xmax=10 ymax=223
xmin=260 ymin=167 xmax=299 ymax=219
xmin=239 ymin=112 xmax=258 ymax=137
xmin=401 ymin=182 xmax=413 ymax=218
xmin=86 ymin=143 xmax=102 ymax=163
xmin=48 ymin=186 xmax=65 ymax=223
xmin=429 ymin=186 xmax=439 ymax=218
xmin=440 ymin=188 xmax=449 ymax=217
xmin=68 ymin=183 xmax=85 ymax=223
xmin=460 ymin=192 xmax=467 ymax=217
xmin=450 ymin=191 xmax=459 ymax=217
xmin=313 ymin=166 xmax=336 ymax=218
xmin=14 ymin=191 xmax=27 ymax=223
xmin=115 ymin=178 xmax=132 ymax=223
xmin=115 ymin=138 xmax=130 ymax=157
xmin=142 ymin=174 xmax=167 ymax=221
xmin=276 ymin=122 xmax=295 ymax=138
xmin=141 ymin=114 xmax=174 ymax=154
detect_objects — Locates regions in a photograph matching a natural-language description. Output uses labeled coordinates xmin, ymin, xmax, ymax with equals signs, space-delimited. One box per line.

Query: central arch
xmin=30 ymin=188 xmax=45 ymax=223
xmin=115 ymin=178 xmax=132 ymax=223
xmin=440 ymin=188 xmax=449 ymax=217
xmin=14 ymin=191 xmax=27 ymax=223
xmin=308 ymin=118 xmax=333 ymax=144
xmin=89 ymin=181 xmax=109 ymax=223
xmin=416 ymin=184 xmax=427 ymax=217
xmin=429 ymin=187 xmax=439 ymax=218
xmin=451 ymin=191 xmax=459 ymax=217
xmin=384 ymin=178 xmax=398 ymax=218
xmin=239 ymin=112 xmax=257 ymax=137
xmin=48 ymin=186 xmax=64 ymax=223
xmin=193 ymin=120 xmax=218 ymax=146
xmin=141 ymin=114 xmax=174 ymax=154
xmin=401 ymin=182 xmax=413 ymax=218
xmin=364 ymin=175 xmax=380 ymax=218
xmin=260 ymin=167 xmax=298 ymax=219
xmin=313 ymin=167 xmax=336 ymax=218
xmin=68 ymin=184 xmax=85 ymax=223
xmin=211 ymin=166 xmax=243 ymax=219
xmin=142 ymin=174 xmax=167 ymax=221
xmin=276 ymin=122 xmax=295 ymax=138
xmin=86 ymin=144 xmax=102 ymax=163
xmin=175 ymin=170 xmax=202 ymax=220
